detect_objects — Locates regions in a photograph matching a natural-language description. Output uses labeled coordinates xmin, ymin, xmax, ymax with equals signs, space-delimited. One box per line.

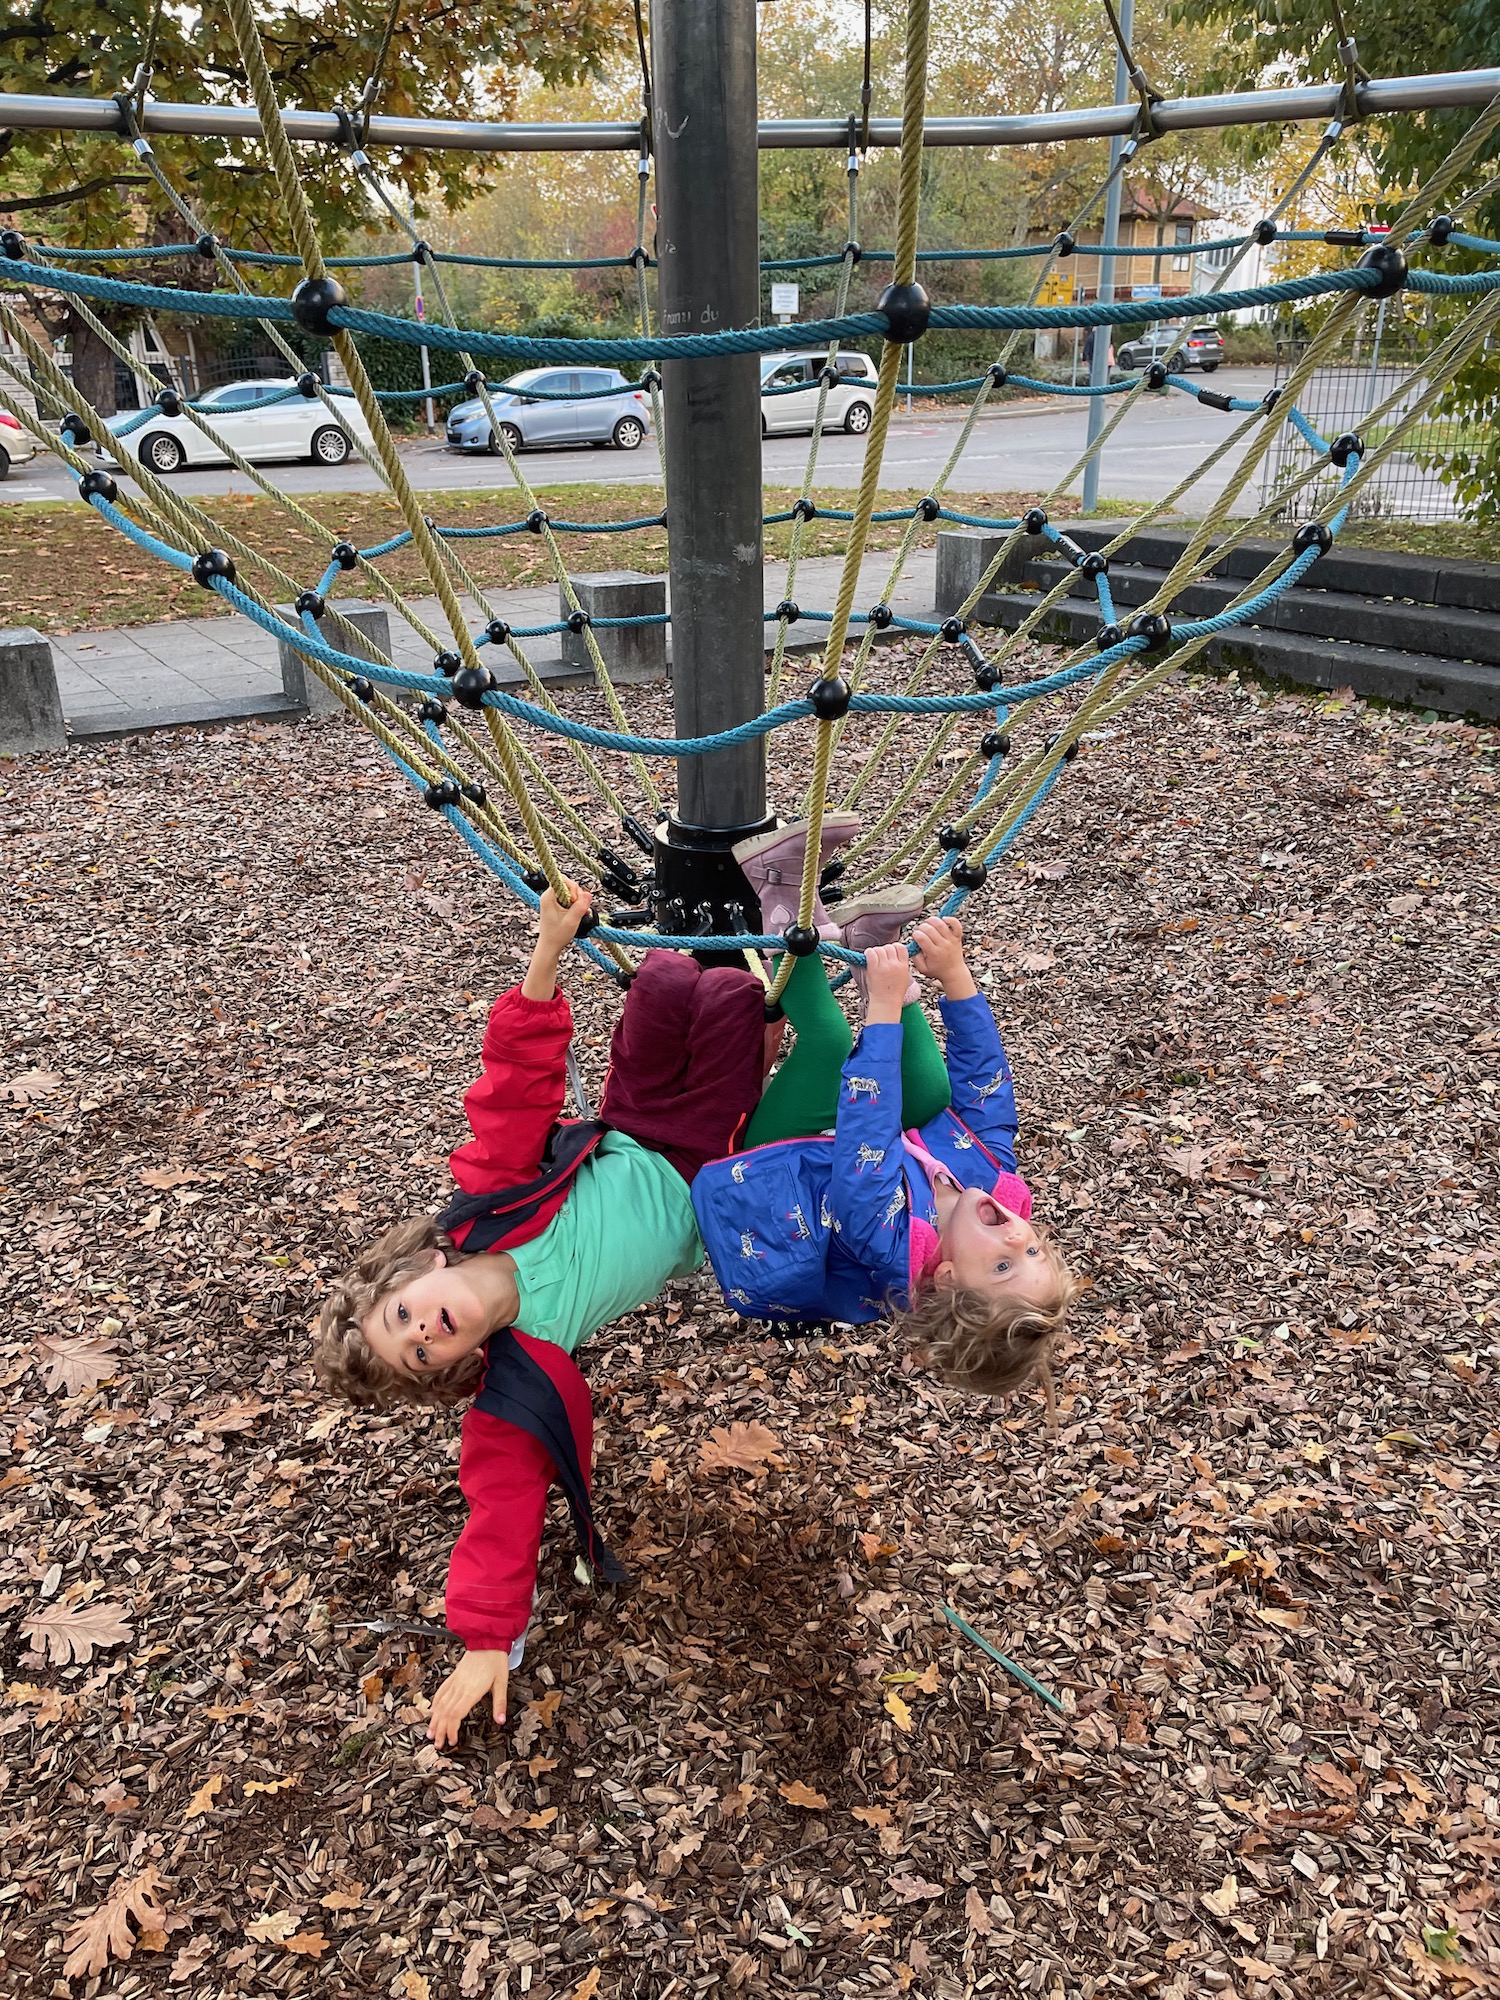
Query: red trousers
xmin=599 ymin=950 xmax=765 ymax=1183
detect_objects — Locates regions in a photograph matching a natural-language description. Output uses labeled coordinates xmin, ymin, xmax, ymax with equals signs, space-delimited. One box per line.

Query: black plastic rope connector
xmin=973 ymin=660 xmax=1002 ymax=692
xmin=819 ymin=365 xmax=840 ymax=389
xmin=780 ymin=924 xmax=822 ymax=958
xmin=1022 ymin=507 xmax=1049 ymax=535
xmin=461 ymin=780 xmax=487 ymax=807
xmin=1261 ymin=387 xmax=1282 ymax=414
xmin=639 ymin=367 xmax=662 ymax=392
xmin=291 ymin=276 xmax=347 ymax=336
xmin=1095 ymin=621 xmax=1124 ymax=652
xmin=418 ymin=697 xmax=448 ymax=724
xmin=1252 ymin=220 xmax=1278 ymax=246
xmin=1356 ymin=239 xmax=1407 ymax=298
xmin=1324 ymin=227 xmax=1365 ymax=247
xmin=463 ymin=369 xmax=486 ymax=393
xmin=1329 ymin=430 xmax=1363 ymax=467
xmin=1293 ymin=520 xmax=1334 ymax=555
xmin=452 ymin=666 xmax=495 ymax=710
xmin=1145 ymin=361 xmax=1169 ymax=390
xmin=792 ymin=497 xmax=818 ymax=522
xmin=1044 ymin=732 xmax=1081 ymax=763
xmin=1427 ymin=214 xmax=1455 ymax=246
xmin=526 ymin=509 xmax=549 ymax=533
xmin=294 ymin=589 xmax=326 ymax=620
xmin=980 ymin=730 xmax=1011 ymax=758
xmin=351 ymin=675 xmax=375 ymax=701
xmin=1053 ymin=230 xmax=1075 ymax=258
xmin=1198 ymin=387 xmax=1233 ymax=412
xmin=949 ymin=857 xmax=987 ymax=891
xmin=808 ymin=674 xmax=852 ymax=721
xmin=155 ymin=387 xmax=182 ymax=417
xmin=424 ymin=778 xmax=461 ymax=810
xmin=433 ymin=650 xmax=462 ymax=676
xmin=195 ymin=232 xmax=217 ymax=260
xmin=774 ymin=599 xmax=800 ymax=623
xmin=878 ymin=281 xmax=930 ymax=345
xmin=411 ymin=238 xmax=432 ymax=265
xmin=79 ymin=468 xmax=117 ymax=504
xmin=59 ymin=411 xmax=90 ymax=446
xmin=191 ymin=548 xmax=237 ymax=589
xmin=988 ymin=364 xmax=1008 ymax=388
xmin=868 ymin=602 xmax=894 ymax=630
xmin=628 ymin=246 xmax=649 ymax=270
xmin=940 ymin=617 xmax=967 ymax=643
xmin=917 ymin=494 xmax=942 ymax=521
xmin=566 ymin=609 xmax=591 ymax=633
xmin=1078 ymin=550 xmax=1109 ymax=578
xmin=485 ymin=618 xmax=511 ymax=644
xmin=819 ymin=857 xmax=846 ymax=887
xmin=1127 ymin=611 xmax=1172 ymax=652
xmin=842 ymin=240 xmax=863 ymax=265
xmin=522 ymin=868 xmax=549 ymax=893
xmin=296 ymin=370 xmax=321 ymax=399
xmin=938 ymin=824 xmax=971 ymax=851
xmin=331 ymin=540 xmax=359 ymax=571
xmin=0 ymin=229 xmax=27 ymax=261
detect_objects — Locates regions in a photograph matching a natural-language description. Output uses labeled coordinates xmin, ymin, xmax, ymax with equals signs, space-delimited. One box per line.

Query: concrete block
xmin=278 ymin=601 xmax=391 ymax=716
xmin=560 ymin=571 xmax=667 ymax=682
xmin=0 ymin=627 xmax=66 ymax=755
xmin=934 ymin=528 xmax=1031 ymax=622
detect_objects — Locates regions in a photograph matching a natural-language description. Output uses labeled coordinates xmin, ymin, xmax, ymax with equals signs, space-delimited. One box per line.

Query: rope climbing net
xmin=2 ymin=0 xmax=1499 ymax=990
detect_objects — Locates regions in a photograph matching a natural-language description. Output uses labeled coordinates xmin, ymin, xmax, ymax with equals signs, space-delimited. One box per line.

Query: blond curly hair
xmin=314 ymin=1214 xmax=487 ymax=1410
xmin=892 ymin=1231 xmax=1079 ymax=1423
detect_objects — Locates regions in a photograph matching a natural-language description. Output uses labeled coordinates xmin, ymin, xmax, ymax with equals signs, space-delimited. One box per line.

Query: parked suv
xmin=760 ymin=350 xmax=877 ymax=435
xmin=445 ymin=368 xmax=651 ymax=453
xmin=1115 ymin=323 xmax=1224 ymax=373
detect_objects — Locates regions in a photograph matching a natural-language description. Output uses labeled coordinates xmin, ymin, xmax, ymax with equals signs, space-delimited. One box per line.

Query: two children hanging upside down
xmin=315 ymin=815 xmax=1078 ymax=1743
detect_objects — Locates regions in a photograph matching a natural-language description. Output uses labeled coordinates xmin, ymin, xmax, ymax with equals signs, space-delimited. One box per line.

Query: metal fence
xmin=1260 ymin=307 xmax=1471 ymax=525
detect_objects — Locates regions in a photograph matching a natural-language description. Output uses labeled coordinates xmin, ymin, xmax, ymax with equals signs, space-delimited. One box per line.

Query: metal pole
xmin=1081 ymin=0 xmax=1133 ymax=516
xmin=412 ymin=259 xmax=435 ymax=429
xmin=650 ymin=0 xmax=770 ymax=947
xmin=2 ymin=69 xmax=1495 ymax=150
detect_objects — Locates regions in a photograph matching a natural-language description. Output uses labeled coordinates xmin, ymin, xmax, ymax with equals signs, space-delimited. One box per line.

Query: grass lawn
xmin=0 ymin=482 xmax=1128 ymax=636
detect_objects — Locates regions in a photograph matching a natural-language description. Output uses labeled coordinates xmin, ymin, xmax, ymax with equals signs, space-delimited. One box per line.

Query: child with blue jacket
xmin=691 ymin=818 xmax=1078 ymax=1405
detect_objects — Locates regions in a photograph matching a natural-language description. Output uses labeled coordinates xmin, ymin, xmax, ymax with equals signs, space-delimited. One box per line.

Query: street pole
xmin=412 ymin=259 xmax=435 ymax=431
xmin=651 ymin=0 xmax=771 ymax=947
xmin=1081 ymin=0 xmax=1133 ymax=515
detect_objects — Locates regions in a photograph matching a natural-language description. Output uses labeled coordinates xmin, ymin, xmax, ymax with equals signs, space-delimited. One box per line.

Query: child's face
xmin=935 ymin=1190 xmax=1059 ymax=1309
xmin=362 ymin=1251 xmax=492 ymax=1380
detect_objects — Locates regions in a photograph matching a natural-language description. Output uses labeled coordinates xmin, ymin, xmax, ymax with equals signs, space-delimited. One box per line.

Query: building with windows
xmin=1027 ymin=185 xmax=1217 ymax=302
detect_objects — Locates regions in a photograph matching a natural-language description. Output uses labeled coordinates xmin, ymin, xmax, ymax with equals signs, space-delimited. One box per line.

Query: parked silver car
xmin=760 ymin=350 xmax=877 ymax=435
xmin=445 ymin=368 xmax=652 ymax=453
xmin=1115 ymin=323 xmax=1224 ymax=373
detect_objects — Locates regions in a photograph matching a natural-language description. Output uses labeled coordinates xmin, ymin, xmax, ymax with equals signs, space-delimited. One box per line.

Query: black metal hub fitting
xmin=808 ymin=674 xmax=852 ymax=721
xmin=1127 ymin=611 xmax=1173 ymax=651
xmin=1022 ymin=507 xmax=1049 ymax=535
xmin=781 ymin=924 xmax=822 ymax=957
xmin=294 ymin=589 xmax=325 ymax=620
xmin=940 ymin=617 xmax=967 ymax=643
xmin=290 ymin=275 xmax=347 ymax=336
xmin=878 ymin=281 xmax=931 ymax=345
xmin=155 ymin=387 xmax=182 ymax=417
xmin=418 ymin=697 xmax=447 ymax=724
xmin=296 ymin=371 xmax=320 ymax=399
xmin=452 ymin=666 xmax=495 ymax=710
xmin=1356 ymin=240 xmax=1407 ymax=298
xmin=949 ymin=857 xmax=988 ymax=891
xmin=433 ymin=650 xmax=462 ymax=677
xmin=424 ymin=778 xmax=461 ymax=810
xmin=1078 ymin=550 xmax=1109 ymax=577
xmin=331 ymin=541 xmax=359 ymax=571
xmin=1293 ymin=520 xmax=1334 ymax=555
xmin=486 ymin=618 xmax=511 ymax=645
xmin=774 ymin=599 xmax=800 ymax=623
xmin=980 ymin=730 xmax=1011 ymax=758
xmin=869 ymin=602 xmax=894 ymax=630
xmin=622 ymin=814 xmax=655 ymax=855
xmin=79 ymin=469 xmax=117 ymax=504
xmin=1329 ymin=431 xmax=1363 ymax=468
xmin=191 ymin=547 xmax=237 ymax=589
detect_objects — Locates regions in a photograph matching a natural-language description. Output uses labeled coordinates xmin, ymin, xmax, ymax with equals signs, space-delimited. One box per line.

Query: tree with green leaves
xmin=1170 ymin=0 xmax=1500 ymax=515
xmin=0 ymin=0 xmax=632 ymax=407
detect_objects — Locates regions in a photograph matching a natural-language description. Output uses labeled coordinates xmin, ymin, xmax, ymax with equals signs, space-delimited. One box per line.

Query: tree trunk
xmin=69 ymin=311 xmax=120 ymax=416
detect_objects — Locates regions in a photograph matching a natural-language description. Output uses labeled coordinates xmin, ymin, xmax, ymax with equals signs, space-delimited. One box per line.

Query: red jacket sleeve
xmin=445 ymin=1407 xmax=554 ymax=1652
xmin=449 ymin=986 xmax=573 ymax=1195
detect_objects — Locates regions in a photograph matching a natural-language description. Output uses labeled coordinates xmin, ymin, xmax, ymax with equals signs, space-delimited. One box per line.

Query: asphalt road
xmin=1 ymin=366 xmax=1278 ymax=513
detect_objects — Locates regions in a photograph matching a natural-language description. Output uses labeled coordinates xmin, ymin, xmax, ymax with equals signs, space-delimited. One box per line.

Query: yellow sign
xmin=1037 ymin=273 xmax=1075 ymax=306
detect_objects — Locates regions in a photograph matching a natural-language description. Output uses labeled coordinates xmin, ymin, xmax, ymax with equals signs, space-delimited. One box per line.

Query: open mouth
xmin=975 ymin=1195 xmax=1002 ymax=1226
xmin=440 ymin=1307 xmax=455 ymax=1336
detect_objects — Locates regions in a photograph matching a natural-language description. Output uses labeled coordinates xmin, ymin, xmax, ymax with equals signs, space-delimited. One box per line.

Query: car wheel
xmin=310 ymin=424 xmax=351 ymax=466
xmin=141 ymin=430 xmax=185 ymax=473
xmin=612 ymin=415 xmax=645 ymax=451
xmin=761 ymin=414 xmax=770 ymax=438
xmin=496 ymin=423 xmax=523 ymax=456
xmin=0 ymin=445 xmax=10 ymax=481
xmin=844 ymin=401 xmax=873 ymax=435
xmin=1200 ymin=361 xmax=1219 ymax=374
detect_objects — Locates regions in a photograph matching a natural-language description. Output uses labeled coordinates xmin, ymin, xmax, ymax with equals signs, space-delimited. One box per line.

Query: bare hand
xmin=863 ymin=941 xmax=914 ymax=1022
xmin=536 ymin=882 xmax=593 ymax=951
xmin=911 ymin=915 xmax=974 ymax=997
xmin=427 ymin=1649 xmax=510 ymax=1748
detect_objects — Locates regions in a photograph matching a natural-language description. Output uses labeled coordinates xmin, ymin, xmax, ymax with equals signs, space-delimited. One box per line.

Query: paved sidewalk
xmin=54 ymin=548 xmax=940 ymax=739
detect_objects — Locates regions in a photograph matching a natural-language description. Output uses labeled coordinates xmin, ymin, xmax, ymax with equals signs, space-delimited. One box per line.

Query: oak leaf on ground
xmin=779 ymin=1779 xmax=828 ymax=1810
xmin=21 ymin=1599 xmax=132 ymax=1666
xmin=35 ymin=1334 xmax=119 ymax=1398
xmin=62 ymin=1866 xmax=167 ymax=1979
xmin=182 ymin=1773 xmax=224 ymax=1821
xmin=697 ymin=1421 xmax=782 ymax=1474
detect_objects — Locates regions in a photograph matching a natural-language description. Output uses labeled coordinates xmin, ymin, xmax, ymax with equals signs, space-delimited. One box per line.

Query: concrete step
xmin=68 ymin=691 xmax=307 ymax=742
xmin=1062 ymin=522 xmax=1500 ymax=615
xmin=975 ymin=588 xmax=1500 ymax=721
xmin=1008 ymin=557 xmax=1500 ymax=666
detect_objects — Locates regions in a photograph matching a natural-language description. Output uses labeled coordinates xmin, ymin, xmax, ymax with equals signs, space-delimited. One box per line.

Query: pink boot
xmin=837 ymin=887 xmax=925 ymax=1006
xmin=733 ymin=813 xmax=861 ymax=937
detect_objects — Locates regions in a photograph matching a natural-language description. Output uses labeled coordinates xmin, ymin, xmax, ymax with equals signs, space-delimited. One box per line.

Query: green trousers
xmin=744 ymin=953 xmax=951 ymax=1147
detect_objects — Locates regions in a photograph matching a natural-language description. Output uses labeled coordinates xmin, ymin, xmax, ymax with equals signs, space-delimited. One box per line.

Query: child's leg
xmin=743 ymin=954 xmax=853 ymax=1147
xmin=899 ymin=999 xmax=952 ymax=1130
xmin=598 ymin=951 xmax=766 ymax=1180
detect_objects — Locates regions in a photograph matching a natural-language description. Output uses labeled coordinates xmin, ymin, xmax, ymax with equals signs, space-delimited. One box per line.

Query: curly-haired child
xmin=692 ymin=819 xmax=1079 ymax=1408
xmin=315 ymin=886 xmax=767 ymax=1745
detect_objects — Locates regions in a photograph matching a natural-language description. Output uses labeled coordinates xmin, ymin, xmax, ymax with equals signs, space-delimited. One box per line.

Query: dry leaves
xmin=20 ymin=1598 xmax=132 ymax=1665
xmin=778 ymin=1779 xmax=828 ymax=1810
xmin=34 ymin=1333 xmax=119 ymax=1397
xmin=697 ymin=1420 xmax=782 ymax=1474
xmin=182 ymin=1773 xmax=224 ymax=1821
xmin=62 ymin=1867 xmax=166 ymax=1978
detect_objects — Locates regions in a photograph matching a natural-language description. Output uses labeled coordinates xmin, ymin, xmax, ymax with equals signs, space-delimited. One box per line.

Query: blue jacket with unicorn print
xmin=691 ymin=993 xmax=1025 ymax=1324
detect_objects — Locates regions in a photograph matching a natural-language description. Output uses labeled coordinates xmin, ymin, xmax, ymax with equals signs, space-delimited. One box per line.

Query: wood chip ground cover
xmin=0 ymin=654 xmax=1496 ymax=2000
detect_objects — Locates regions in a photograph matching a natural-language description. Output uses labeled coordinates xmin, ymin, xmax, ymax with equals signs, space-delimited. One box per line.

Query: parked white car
xmin=100 ymin=377 xmax=376 ymax=473
xmin=0 ymin=407 xmax=39 ymax=479
xmin=760 ymin=350 xmax=877 ymax=436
